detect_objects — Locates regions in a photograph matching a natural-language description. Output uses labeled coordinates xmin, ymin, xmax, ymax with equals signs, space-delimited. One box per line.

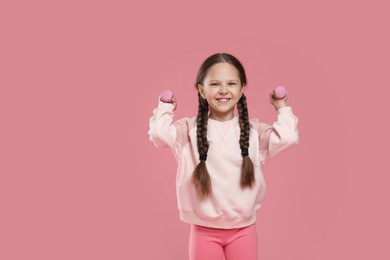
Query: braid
xmin=192 ymin=93 xmax=211 ymax=199
xmin=237 ymin=94 xmax=255 ymax=189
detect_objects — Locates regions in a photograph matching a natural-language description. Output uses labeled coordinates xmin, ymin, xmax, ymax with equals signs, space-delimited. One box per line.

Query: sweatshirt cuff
xmin=277 ymin=106 xmax=293 ymax=114
xmin=157 ymin=100 xmax=175 ymax=111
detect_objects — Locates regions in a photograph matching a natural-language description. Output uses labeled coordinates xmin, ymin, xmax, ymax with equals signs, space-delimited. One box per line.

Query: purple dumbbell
xmin=160 ymin=90 xmax=173 ymax=102
xmin=273 ymin=86 xmax=287 ymax=99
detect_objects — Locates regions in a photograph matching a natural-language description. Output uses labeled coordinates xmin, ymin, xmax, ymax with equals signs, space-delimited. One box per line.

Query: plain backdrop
xmin=1 ymin=0 xmax=389 ymax=259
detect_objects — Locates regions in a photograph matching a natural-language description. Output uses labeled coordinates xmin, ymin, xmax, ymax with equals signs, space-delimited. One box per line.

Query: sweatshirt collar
xmin=208 ymin=116 xmax=238 ymax=128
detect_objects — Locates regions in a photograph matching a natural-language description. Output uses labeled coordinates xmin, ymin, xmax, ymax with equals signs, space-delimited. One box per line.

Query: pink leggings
xmin=189 ymin=223 xmax=257 ymax=260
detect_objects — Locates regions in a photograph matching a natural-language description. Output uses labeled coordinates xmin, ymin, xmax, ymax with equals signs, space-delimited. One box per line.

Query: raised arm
xmin=258 ymin=106 xmax=299 ymax=164
xmin=256 ymin=89 xmax=299 ymax=164
xmin=148 ymin=100 xmax=177 ymax=148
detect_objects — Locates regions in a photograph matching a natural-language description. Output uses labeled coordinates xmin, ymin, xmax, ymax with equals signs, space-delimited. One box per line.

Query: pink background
xmin=1 ymin=0 xmax=389 ymax=259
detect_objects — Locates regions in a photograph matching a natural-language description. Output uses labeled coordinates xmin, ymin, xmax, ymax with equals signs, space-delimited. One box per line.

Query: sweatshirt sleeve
xmin=148 ymin=101 xmax=189 ymax=152
xmin=255 ymin=106 xmax=299 ymax=165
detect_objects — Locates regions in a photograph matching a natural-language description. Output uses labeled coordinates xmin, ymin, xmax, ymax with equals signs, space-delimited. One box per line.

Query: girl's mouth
xmin=216 ymin=98 xmax=232 ymax=103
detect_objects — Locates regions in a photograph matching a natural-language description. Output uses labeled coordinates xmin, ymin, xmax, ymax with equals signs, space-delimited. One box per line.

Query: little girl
xmin=148 ymin=53 xmax=299 ymax=260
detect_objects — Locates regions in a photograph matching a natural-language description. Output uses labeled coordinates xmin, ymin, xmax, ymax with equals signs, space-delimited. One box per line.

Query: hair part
xmin=195 ymin=53 xmax=247 ymax=87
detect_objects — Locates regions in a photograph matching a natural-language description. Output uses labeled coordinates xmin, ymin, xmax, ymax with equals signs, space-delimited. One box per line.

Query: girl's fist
xmin=269 ymin=86 xmax=288 ymax=110
xmin=160 ymin=90 xmax=177 ymax=110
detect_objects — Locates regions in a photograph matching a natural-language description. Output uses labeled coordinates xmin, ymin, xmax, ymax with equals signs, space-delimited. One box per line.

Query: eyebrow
xmin=209 ymin=79 xmax=239 ymax=82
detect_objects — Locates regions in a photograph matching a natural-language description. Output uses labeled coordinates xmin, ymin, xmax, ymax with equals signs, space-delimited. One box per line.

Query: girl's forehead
xmin=205 ymin=63 xmax=240 ymax=80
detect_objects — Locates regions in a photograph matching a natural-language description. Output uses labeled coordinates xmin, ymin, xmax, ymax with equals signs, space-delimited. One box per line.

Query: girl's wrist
xmin=275 ymin=102 xmax=286 ymax=110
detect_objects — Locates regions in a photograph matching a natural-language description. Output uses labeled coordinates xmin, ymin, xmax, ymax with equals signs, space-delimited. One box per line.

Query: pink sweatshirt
xmin=148 ymin=101 xmax=299 ymax=229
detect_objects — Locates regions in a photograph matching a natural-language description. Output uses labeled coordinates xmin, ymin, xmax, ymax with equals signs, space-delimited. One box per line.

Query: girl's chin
xmin=209 ymin=106 xmax=235 ymax=115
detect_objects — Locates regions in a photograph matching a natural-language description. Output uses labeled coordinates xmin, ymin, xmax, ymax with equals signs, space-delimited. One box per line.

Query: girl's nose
xmin=219 ymin=84 xmax=228 ymax=93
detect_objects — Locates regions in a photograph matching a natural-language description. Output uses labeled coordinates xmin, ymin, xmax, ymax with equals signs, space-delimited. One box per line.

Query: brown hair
xmin=193 ymin=53 xmax=255 ymax=199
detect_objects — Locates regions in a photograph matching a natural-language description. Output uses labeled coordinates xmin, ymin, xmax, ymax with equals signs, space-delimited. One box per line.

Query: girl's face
xmin=197 ymin=62 xmax=244 ymax=121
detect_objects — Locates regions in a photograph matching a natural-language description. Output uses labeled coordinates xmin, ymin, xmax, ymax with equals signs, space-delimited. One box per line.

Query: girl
xmin=148 ymin=53 xmax=299 ymax=260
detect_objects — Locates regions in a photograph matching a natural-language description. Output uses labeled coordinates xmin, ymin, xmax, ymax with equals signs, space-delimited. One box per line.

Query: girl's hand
xmin=160 ymin=96 xmax=177 ymax=111
xmin=170 ymin=97 xmax=177 ymax=111
xmin=269 ymin=91 xmax=287 ymax=111
xmin=160 ymin=90 xmax=177 ymax=111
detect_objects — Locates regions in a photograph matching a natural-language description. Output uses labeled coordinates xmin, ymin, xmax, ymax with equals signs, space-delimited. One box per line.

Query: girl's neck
xmin=208 ymin=112 xmax=235 ymax=122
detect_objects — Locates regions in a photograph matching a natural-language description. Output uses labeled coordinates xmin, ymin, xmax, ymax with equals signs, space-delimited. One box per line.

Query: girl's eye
xmin=211 ymin=83 xmax=219 ymax=86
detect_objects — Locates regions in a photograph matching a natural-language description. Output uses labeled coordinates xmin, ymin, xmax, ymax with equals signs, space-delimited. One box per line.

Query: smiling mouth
xmin=216 ymin=98 xmax=232 ymax=103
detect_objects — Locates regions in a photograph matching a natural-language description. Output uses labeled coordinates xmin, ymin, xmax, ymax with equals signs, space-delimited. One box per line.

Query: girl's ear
xmin=197 ymin=84 xmax=205 ymax=99
xmin=240 ymin=84 xmax=245 ymax=97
